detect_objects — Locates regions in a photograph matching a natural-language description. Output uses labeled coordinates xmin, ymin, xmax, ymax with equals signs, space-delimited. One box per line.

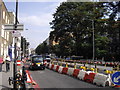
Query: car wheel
xmin=29 ymin=66 xmax=33 ymax=70
xmin=42 ymin=67 xmax=45 ymax=70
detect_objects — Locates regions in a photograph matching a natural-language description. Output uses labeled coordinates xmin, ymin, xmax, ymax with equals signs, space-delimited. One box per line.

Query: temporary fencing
xmin=83 ymin=72 xmax=96 ymax=83
xmin=62 ymin=67 xmax=68 ymax=74
xmin=78 ymin=70 xmax=87 ymax=80
xmin=58 ymin=66 xmax=64 ymax=73
xmin=72 ymin=69 xmax=80 ymax=78
xmin=45 ymin=63 xmax=113 ymax=87
xmin=67 ymin=68 xmax=74 ymax=76
xmin=53 ymin=65 xmax=57 ymax=71
xmin=93 ymin=73 xmax=111 ymax=87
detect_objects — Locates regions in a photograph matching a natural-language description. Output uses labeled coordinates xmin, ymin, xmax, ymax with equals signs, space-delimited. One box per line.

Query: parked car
xmin=44 ymin=55 xmax=51 ymax=62
xmin=29 ymin=55 xmax=45 ymax=70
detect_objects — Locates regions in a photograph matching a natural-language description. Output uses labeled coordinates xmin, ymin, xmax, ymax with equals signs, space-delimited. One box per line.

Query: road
xmin=28 ymin=68 xmax=117 ymax=89
xmin=24 ymin=62 xmax=119 ymax=89
xmin=29 ymin=69 xmax=99 ymax=88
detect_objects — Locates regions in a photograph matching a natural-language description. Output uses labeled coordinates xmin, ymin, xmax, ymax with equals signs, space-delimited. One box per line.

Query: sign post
xmin=111 ymin=72 xmax=120 ymax=85
xmin=4 ymin=24 xmax=24 ymax=31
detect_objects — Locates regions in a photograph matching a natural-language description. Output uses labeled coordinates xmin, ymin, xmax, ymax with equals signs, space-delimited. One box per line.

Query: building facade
xmin=0 ymin=0 xmax=16 ymax=60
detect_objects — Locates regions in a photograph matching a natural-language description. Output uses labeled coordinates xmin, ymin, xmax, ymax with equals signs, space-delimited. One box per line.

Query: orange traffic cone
xmin=114 ymin=85 xmax=120 ymax=88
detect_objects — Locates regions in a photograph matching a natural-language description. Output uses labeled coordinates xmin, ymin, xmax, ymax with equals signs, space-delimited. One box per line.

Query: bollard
xmin=66 ymin=62 xmax=68 ymax=68
xmin=80 ymin=66 xmax=86 ymax=71
xmin=57 ymin=62 xmax=59 ymax=65
xmin=117 ymin=65 xmax=119 ymax=71
xmin=52 ymin=60 xmax=54 ymax=64
xmin=74 ymin=62 xmax=76 ymax=69
xmin=105 ymin=63 xmax=106 ymax=67
xmin=90 ymin=68 xmax=95 ymax=72
xmin=60 ymin=60 xmax=63 ymax=66
xmin=95 ymin=68 xmax=98 ymax=73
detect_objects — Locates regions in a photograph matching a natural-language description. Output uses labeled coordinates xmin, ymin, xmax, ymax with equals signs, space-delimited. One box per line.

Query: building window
xmin=1 ymin=25 xmax=4 ymax=37
xmin=8 ymin=19 xmax=9 ymax=24
xmin=1 ymin=43 xmax=3 ymax=56
xmin=3 ymin=11 xmax=5 ymax=19
xmin=5 ymin=31 xmax=6 ymax=39
xmin=7 ymin=32 xmax=9 ymax=41
xmin=6 ymin=15 xmax=8 ymax=23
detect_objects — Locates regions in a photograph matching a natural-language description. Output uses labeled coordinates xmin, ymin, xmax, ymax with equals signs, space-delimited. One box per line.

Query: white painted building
xmin=0 ymin=0 xmax=22 ymax=60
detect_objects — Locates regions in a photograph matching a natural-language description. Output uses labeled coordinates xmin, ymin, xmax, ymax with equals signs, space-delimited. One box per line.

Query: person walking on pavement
xmin=5 ymin=55 xmax=11 ymax=72
xmin=0 ymin=57 xmax=4 ymax=72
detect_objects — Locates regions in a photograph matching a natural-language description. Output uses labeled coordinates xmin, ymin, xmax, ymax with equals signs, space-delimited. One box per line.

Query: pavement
xmin=0 ymin=62 xmax=13 ymax=89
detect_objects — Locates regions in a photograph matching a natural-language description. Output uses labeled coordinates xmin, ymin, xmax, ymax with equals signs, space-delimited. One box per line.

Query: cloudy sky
xmin=3 ymin=0 xmax=66 ymax=49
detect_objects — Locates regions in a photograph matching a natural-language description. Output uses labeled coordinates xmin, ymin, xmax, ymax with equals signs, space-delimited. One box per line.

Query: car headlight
xmin=41 ymin=62 xmax=43 ymax=64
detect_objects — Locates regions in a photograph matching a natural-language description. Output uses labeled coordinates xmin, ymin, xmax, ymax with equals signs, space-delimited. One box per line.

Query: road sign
xmin=17 ymin=60 xmax=21 ymax=66
xmin=112 ymin=72 xmax=120 ymax=85
xmin=4 ymin=24 xmax=24 ymax=31
xmin=12 ymin=31 xmax=21 ymax=37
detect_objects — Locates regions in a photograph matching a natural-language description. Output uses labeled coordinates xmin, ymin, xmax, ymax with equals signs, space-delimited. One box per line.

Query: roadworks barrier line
xmin=25 ymin=70 xmax=40 ymax=89
xmin=46 ymin=63 xmax=114 ymax=87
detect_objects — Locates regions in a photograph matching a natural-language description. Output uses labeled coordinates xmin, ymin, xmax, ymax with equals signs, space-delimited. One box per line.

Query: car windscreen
xmin=32 ymin=57 xmax=43 ymax=62
xmin=45 ymin=56 xmax=50 ymax=58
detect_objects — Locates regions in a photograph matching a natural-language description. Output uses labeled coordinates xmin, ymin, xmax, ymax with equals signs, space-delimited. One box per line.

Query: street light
xmin=92 ymin=20 xmax=95 ymax=62
xmin=13 ymin=0 xmax=18 ymax=89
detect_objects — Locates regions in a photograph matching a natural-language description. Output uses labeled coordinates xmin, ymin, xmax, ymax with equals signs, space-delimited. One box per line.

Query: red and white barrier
xmin=53 ymin=65 xmax=57 ymax=71
xmin=72 ymin=69 xmax=80 ymax=78
xmin=78 ymin=70 xmax=87 ymax=80
xmin=50 ymin=64 xmax=54 ymax=70
xmin=83 ymin=72 xmax=96 ymax=83
xmin=47 ymin=64 xmax=112 ymax=87
xmin=62 ymin=67 xmax=68 ymax=74
xmin=67 ymin=68 xmax=74 ymax=76
xmin=58 ymin=66 xmax=64 ymax=73
xmin=56 ymin=65 xmax=60 ymax=72
xmin=93 ymin=73 xmax=111 ymax=87
xmin=26 ymin=70 xmax=33 ymax=83
xmin=48 ymin=64 xmax=52 ymax=69
xmin=17 ymin=60 xmax=21 ymax=66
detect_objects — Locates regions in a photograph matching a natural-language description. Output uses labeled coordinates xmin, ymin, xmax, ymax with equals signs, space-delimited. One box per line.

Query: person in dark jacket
xmin=0 ymin=57 xmax=3 ymax=72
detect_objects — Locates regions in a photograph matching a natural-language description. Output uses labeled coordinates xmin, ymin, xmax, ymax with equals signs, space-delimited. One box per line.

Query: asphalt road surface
xmin=23 ymin=62 xmax=118 ymax=90
xmin=28 ymin=68 xmax=117 ymax=89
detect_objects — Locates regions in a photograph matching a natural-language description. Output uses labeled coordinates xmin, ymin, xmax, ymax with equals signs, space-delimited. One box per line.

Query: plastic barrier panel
xmin=56 ymin=66 xmax=60 ymax=72
xmin=78 ymin=70 xmax=86 ymax=80
xmin=58 ymin=66 xmax=64 ymax=73
xmin=67 ymin=68 xmax=74 ymax=76
xmin=72 ymin=69 xmax=80 ymax=78
xmin=48 ymin=64 xmax=52 ymax=69
xmin=93 ymin=73 xmax=111 ymax=87
xmin=62 ymin=67 xmax=68 ymax=74
xmin=83 ymin=72 xmax=96 ymax=83
xmin=51 ymin=64 xmax=54 ymax=70
xmin=53 ymin=65 xmax=57 ymax=71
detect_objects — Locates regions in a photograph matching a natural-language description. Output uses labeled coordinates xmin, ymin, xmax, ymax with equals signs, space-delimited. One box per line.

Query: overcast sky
xmin=3 ymin=0 xmax=66 ymax=49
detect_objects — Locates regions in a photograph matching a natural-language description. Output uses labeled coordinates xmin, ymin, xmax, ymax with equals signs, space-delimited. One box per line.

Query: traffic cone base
xmin=114 ymin=85 xmax=120 ymax=88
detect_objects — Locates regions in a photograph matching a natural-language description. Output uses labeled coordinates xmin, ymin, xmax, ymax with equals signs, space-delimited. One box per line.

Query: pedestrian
xmin=0 ymin=57 xmax=4 ymax=72
xmin=5 ymin=55 xmax=11 ymax=72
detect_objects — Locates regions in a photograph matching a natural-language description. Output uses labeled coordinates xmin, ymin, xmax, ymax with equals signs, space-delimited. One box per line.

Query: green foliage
xmin=36 ymin=2 xmax=120 ymax=61
xmin=35 ymin=42 xmax=49 ymax=55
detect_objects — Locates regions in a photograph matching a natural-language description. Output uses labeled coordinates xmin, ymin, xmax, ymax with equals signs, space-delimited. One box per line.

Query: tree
xmin=35 ymin=42 xmax=49 ymax=55
xmin=50 ymin=2 xmax=109 ymax=59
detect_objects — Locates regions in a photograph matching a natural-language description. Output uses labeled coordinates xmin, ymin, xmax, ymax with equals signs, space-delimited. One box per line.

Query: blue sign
xmin=112 ymin=72 xmax=120 ymax=85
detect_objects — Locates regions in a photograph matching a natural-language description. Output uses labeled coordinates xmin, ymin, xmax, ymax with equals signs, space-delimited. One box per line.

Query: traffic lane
xmin=29 ymin=69 xmax=102 ymax=88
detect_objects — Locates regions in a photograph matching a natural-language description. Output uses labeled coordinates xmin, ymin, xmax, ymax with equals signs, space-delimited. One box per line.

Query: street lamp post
xmin=92 ymin=20 xmax=95 ymax=61
xmin=13 ymin=0 xmax=18 ymax=89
